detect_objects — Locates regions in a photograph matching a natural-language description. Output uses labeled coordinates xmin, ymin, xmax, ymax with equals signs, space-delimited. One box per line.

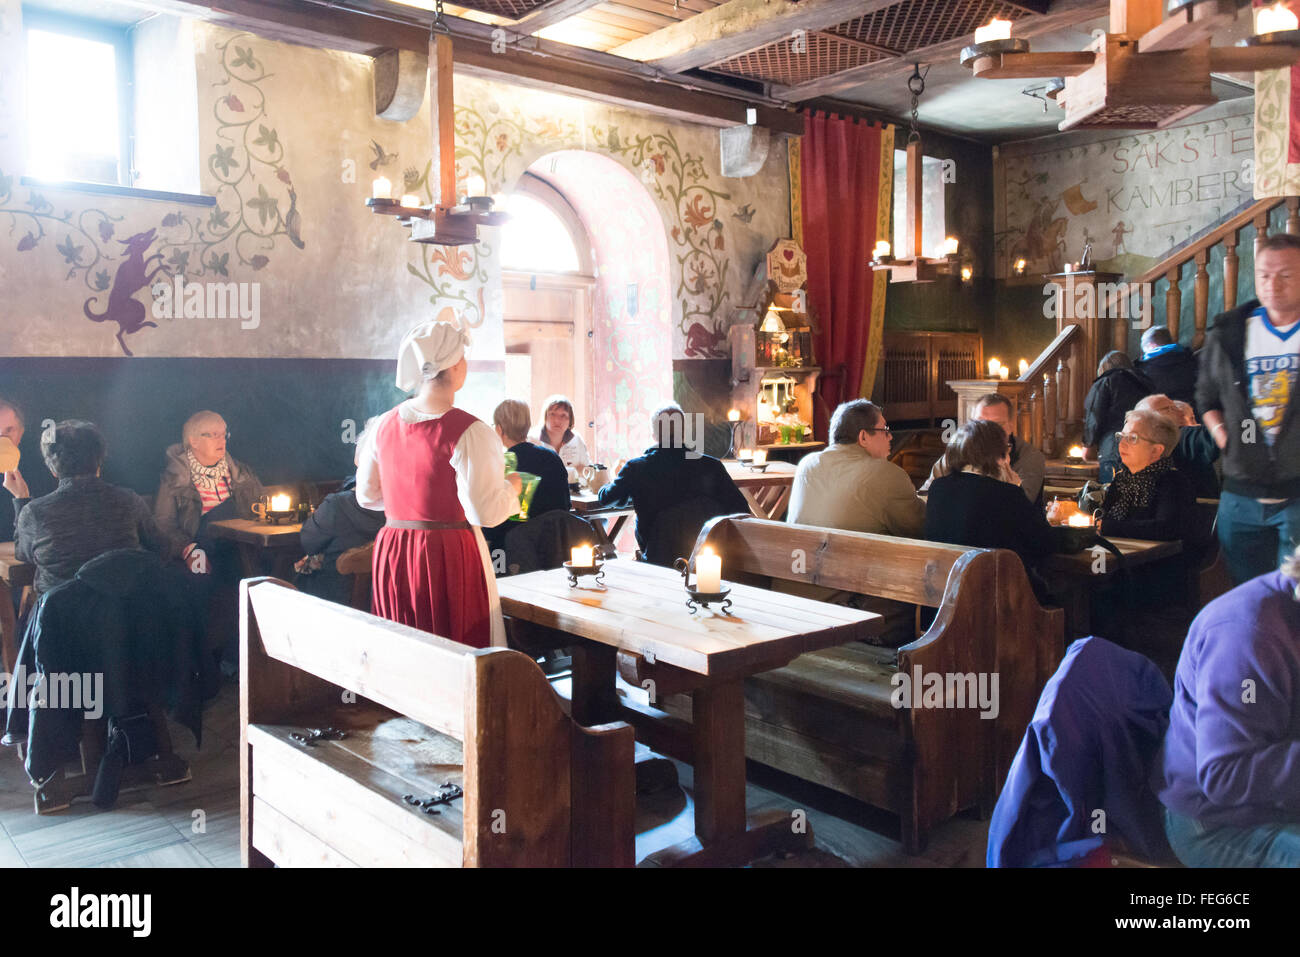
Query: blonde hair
xmin=493 ymin=399 xmax=531 ymax=444
xmin=182 ymin=410 xmax=225 ymax=450
xmin=1123 ymin=408 xmax=1179 ymax=458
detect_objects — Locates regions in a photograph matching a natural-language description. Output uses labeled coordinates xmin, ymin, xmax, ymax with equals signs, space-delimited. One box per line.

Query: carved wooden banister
xmin=1019 ymin=324 xmax=1080 ymax=458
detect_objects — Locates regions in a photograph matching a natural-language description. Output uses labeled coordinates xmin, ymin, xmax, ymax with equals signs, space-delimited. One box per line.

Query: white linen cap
xmin=395 ymin=318 xmax=471 ymax=391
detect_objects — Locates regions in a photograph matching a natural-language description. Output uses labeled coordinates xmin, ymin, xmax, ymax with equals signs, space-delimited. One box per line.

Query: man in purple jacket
xmin=1153 ymin=551 xmax=1300 ymax=866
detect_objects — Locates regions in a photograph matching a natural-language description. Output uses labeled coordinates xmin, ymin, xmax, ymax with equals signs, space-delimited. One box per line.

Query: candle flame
xmin=974 ymin=17 xmax=1012 ymax=44
xmin=1068 ymin=444 xmax=1085 ymax=458
xmin=1258 ymin=2 xmax=1299 ymax=34
xmin=271 ymin=493 xmax=292 ymax=512
xmin=1067 ymin=513 xmax=1092 ymax=527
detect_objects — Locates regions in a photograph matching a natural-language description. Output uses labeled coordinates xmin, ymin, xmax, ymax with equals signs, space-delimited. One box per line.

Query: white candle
xmin=942 ymin=236 xmax=959 ymax=257
xmin=961 ymin=265 xmax=973 ymax=282
xmin=696 ymin=548 xmax=722 ymax=593
xmin=728 ymin=409 xmax=740 ymax=422
xmin=873 ymin=240 xmax=891 ymax=259
xmin=988 ymin=357 xmax=1001 ymax=377
xmin=400 ymin=194 xmax=420 ymax=208
xmin=372 ymin=176 xmax=391 ymax=199
xmin=571 ymin=545 xmax=594 ymax=568
xmin=739 ymin=447 xmax=752 ymax=460
xmin=998 ymin=365 xmax=1010 ymax=380
xmin=1067 ymin=512 xmax=1093 ymax=528
xmin=1068 ymin=444 xmax=1085 ymax=459
xmin=752 ymin=449 xmax=768 ymax=465
xmin=271 ymin=493 xmax=292 ymax=512
xmin=1018 ymin=358 xmax=1029 ymax=376
xmin=465 ymin=174 xmax=487 ymax=197
xmin=1258 ymin=2 xmax=1299 ymax=34
xmin=974 ymin=17 xmax=1012 ymax=45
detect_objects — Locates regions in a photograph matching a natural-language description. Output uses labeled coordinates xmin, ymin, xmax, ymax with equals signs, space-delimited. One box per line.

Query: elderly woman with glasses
xmin=154 ymin=410 xmax=266 ymax=570
xmin=1099 ymin=408 xmax=1196 ymax=541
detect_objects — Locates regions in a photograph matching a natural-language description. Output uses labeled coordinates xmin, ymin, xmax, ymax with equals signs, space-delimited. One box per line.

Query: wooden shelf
xmin=756 ymin=441 xmax=823 ymax=450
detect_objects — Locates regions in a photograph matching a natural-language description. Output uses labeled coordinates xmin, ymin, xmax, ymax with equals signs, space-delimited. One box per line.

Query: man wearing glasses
xmin=1198 ymin=233 xmax=1300 ymax=584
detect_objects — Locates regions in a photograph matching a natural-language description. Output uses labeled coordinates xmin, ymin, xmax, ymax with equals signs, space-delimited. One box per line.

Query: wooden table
xmin=498 ymin=559 xmax=880 ymax=866
xmin=571 ymin=491 xmax=635 ymax=555
xmin=1043 ymin=536 xmax=1183 ymax=637
xmin=723 ymin=460 xmax=797 ymax=522
xmin=207 ymin=519 xmax=304 ymax=579
xmin=0 ymin=542 xmax=33 ymax=673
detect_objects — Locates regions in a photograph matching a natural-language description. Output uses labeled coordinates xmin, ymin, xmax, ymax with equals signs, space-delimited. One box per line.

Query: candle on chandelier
xmin=941 ymin=236 xmax=960 ymax=257
xmin=696 ymin=548 xmax=722 ymax=593
xmin=1257 ymin=2 xmax=1299 ymax=34
xmin=973 ymin=17 xmax=1012 ymax=45
xmin=998 ymin=365 xmax=1010 ymax=380
xmin=400 ymin=194 xmax=420 ymax=208
xmin=372 ymin=177 xmax=392 ymax=199
xmin=873 ymin=240 xmax=891 ymax=259
xmin=464 ymin=174 xmax=487 ymax=197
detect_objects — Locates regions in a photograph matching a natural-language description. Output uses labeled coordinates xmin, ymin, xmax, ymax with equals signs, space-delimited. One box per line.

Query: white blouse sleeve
xmin=354 ymin=412 xmax=386 ymax=511
xmin=452 ymin=419 xmax=519 ymax=528
xmin=564 ymin=432 xmax=591 ymax=469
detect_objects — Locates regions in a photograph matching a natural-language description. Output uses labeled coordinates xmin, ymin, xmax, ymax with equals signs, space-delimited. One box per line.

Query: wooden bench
xmin=240 ymin=577 xmax=635 ymax=867
xmin=622 ymin=516 xmax=1064 ymax=854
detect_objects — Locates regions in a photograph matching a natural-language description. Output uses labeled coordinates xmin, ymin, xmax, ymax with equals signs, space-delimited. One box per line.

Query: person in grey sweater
xmin=14 ymin=421 xmax=164 ymax=595
xmin=921 ymin=392 xmax=1047 ymax=505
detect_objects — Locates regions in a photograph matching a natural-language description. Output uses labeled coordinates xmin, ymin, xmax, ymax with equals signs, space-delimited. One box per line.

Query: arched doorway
xmin=501 ymin=149 xmax=672 ymax=465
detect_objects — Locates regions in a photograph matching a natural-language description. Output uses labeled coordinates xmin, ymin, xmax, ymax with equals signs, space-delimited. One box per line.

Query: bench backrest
xmin=241 ymin=578 xmax=632 ymax=866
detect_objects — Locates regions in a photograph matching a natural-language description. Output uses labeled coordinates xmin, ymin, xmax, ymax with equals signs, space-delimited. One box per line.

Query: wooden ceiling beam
xmin=143 ymin=0 xmax=802 ymax=133
xmin=772 ymin=0 xmax=1110 ymax=101
xmin=510 ymin=0 xmax=610 ymax=35
xmin=611 ymin=0 xmax=900 ymax=74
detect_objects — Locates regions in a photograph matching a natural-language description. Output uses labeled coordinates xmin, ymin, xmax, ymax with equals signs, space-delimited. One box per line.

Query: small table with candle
xmin=207 ymin=518 xmax=305 ymax=579
xmin=497 ymin=559 xmax=881 ymax=866
xmin=1042 ymin=528 xmax=1182 ymax=637
xmin=570 ymin=491 xmax=635 ymax=555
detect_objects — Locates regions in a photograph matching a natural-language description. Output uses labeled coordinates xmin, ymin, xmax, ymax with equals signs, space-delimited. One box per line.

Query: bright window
xmin=892 ymin=150 xmax=947 ymax=258
xmin=25 ymin=18 xmax=129 ymax=185
xmin=500 ymin=193 xmax=581 ymax=273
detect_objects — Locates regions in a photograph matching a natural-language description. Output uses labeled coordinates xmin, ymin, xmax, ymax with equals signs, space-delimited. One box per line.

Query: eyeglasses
xmin=1114 ymin=431 xmax=1156 ymax=447
xmin=865 ymin=427 xmax=892 ymax=435
xmin=198 ymin=431 xmax=231 ymax=441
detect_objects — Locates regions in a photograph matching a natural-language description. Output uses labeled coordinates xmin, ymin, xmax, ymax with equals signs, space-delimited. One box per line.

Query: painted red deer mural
xmin=83 ymin=228 xmax=166 ymax=357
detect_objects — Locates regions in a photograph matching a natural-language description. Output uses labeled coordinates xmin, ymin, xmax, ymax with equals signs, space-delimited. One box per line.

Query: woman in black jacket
xmin=1083 ymin=351 xmax=1154 ymax=483
xmin=925 ymin=419 xmax=1063 ymax=589
xmin=1100 ymin=409 xmax=1196 ymax=541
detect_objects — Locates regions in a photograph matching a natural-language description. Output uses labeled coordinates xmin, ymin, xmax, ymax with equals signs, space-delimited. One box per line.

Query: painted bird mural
xmin=732 ymin=203 xmax=756 ymax=224
xmin=369 ymin=139 xmax=398 ymax=170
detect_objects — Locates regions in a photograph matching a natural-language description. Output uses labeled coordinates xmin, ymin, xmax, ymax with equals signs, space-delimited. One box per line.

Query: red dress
xmin=370 ymin=407 xmax=493 ymax=648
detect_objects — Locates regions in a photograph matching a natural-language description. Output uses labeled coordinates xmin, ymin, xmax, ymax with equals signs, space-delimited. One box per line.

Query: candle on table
xmin=1067 ymin=512 xmax=1092 ymax=528
xmin=998 ymin=365 xmax=1010 ymax=380
xmin=570 ymin=545 xmax=594 ymax=568
xmin=973 ymin=17 xmax=1012 ymax=44
xmin=1018 ymin=358 xmax=1029 ymax=376
xmin=271 ymin=493 xmax=292 ymax=512
xmin=1258 ymin=2 xmax=1299 ymax=34
xmin=1068 ymin=444 xmax=1085 ymax=459
xmin=739 ymin=447 xmax=752 ymax=460
xmin=372 ymin=177 xmax=391 ymax=199
xmin=696 ymin=547 xmax=722 ymax=593
xmin=728 ymin=409 xmax=740 ymax=422
xmin=752 ymin=449 xmax=768 ymax=465
xmin=988 ymin=357 xmax=1000 ymax=377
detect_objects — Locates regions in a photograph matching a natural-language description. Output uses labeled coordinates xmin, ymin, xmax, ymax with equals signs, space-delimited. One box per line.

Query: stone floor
xmin=0 ymin=678 xmax=989 ymax=868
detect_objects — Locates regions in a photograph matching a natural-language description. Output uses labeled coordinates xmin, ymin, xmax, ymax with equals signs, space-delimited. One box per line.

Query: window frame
xmin=22 ymin=7 xmax=135 ymax=188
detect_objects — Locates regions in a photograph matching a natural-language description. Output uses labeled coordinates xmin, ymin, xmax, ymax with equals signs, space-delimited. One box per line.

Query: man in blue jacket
xmin=1152 ymin=551 xmax=1300 ymax=867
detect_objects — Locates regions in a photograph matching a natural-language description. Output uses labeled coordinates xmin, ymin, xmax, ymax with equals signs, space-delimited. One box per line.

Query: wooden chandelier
xmin=960 ymin=0 xmax=1300 ymax=131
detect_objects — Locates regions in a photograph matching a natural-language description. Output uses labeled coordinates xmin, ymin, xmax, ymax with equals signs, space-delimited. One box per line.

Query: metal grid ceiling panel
xmin=833 ymin=0 xmax=1038 ymax=53
xmin=713 ymin=33 xmax=887 ymax=87
xmin=1072 ymin=103 xmax=1198 ymax=129
xmin=450 ymin=0 xmax=554 ymax=20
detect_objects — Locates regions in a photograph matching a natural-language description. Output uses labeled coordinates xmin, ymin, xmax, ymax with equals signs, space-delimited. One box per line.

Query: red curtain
xmin=801 ymin=112 xmax=887 ymax=438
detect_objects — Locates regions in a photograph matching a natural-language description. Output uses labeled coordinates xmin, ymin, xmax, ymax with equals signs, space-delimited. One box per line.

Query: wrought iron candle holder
xmin=745 ymin=462 xmax=770 ymax=473
xmin=673 ymin=557 xmax=732 ymax=614
xmin=563 ymin=559 xmax=606 ymax=588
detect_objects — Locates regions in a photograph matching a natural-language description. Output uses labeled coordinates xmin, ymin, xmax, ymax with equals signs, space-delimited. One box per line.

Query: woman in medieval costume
xmin=356 ymin=320 xmax=521 ymax=647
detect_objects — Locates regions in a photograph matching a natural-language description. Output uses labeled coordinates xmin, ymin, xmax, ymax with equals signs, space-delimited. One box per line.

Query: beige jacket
xmin=787 ymin=443 xmax=925 ymax=538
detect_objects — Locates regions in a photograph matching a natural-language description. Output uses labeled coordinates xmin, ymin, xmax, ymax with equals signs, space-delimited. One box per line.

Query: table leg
xmin=0 ymin=580 xmax=16 ymax=675
xmin=691 ymin=677 xmax=747 ymax=845
xmin=605 ymin=514 xmax=631 ymax=548
xmin=569 ymin=642 xmax=619 ymax=726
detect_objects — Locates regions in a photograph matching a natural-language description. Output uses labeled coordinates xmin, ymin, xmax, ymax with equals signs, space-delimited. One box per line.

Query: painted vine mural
xmin=1 ymin=32 xmax=304 ymax=355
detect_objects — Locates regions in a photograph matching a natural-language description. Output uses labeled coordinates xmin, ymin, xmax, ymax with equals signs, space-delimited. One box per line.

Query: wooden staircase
xmin=1016 ymin=194 xmax=1300 ymax=459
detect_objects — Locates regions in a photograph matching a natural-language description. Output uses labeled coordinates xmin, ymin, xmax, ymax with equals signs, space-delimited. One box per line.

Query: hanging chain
xmin=906 ymin=62 xmax=927 ymax=144
xmin=432 ymin=0 xmax=449 ymax=36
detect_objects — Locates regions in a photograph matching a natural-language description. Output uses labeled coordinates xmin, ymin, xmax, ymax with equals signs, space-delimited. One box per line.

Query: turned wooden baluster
xmin=1028 ymin=384 xmax=1042 ymax=451
xmin=1224 ymin=229 xmax=1239 ymax=312
xmin=1056 ymin=351 xmax=1071 ymax=452
xmin=1166 ymin=265 xmax=1182 ymax=343
xmin=1193 ymin=249 xmax=1209 ymax=349
xmin=1255 ymin=210 xmax=1270 ymax=256
xmin=1017 ymin=387 xmax=1032 ymax=443
xmin=1041 ymin=373 xmax=1056 ymax=458
xmin=1288 ymin=196 xmax=1300 ymax=235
